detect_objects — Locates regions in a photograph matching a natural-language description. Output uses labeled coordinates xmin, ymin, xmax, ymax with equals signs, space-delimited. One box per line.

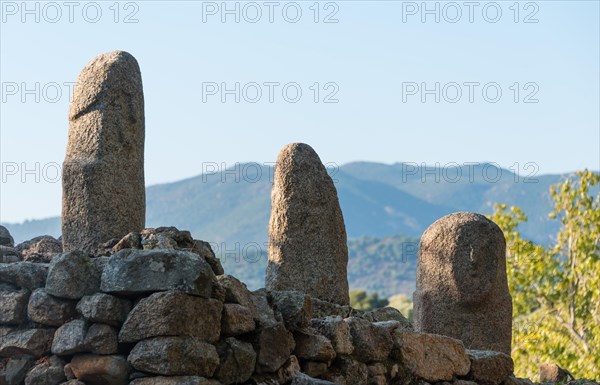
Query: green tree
xmin=489 ymin=170 xmax=599 ymax=379
xmin=388 ymin=293 xmax=414 ymax=321
xmin=349 ymin=289 xmax=389 ymax=311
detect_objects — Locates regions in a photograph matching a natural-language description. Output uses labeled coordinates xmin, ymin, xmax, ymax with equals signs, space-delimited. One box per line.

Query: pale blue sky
xmin=1 ymin=0 xmax=599 ymax=222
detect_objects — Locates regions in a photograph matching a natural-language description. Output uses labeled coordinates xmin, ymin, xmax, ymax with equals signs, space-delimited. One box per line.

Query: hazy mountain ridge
xmin=2 ymin=162 xmax=583 ymax=296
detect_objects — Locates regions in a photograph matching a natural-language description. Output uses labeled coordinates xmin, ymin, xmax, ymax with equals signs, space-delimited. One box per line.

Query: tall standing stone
xmin=62 ymin=51 xmax=145 ymax=253
xmin=266 ymin=143 xmax=349 ymax=305
xmin=414 ymin=212 xmax=512 ymax=354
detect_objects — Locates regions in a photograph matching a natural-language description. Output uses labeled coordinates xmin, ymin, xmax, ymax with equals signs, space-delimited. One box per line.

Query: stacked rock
xmin=1 ymin=226 xmax=520 ymax=385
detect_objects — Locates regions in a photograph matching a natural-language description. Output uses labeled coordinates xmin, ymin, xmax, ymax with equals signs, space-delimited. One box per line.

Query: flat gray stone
xmin=128 ymin=337 xmax=219 ymax=377
xmin=101 ymin=249 xmax=215 ymax=298
xmin=119 ymin=291 xmax=222 ymax=344
xmin=45 ymin=252 xmax=103 ymax=299
xmin=0 ymin=262 xmax=48 ymax=290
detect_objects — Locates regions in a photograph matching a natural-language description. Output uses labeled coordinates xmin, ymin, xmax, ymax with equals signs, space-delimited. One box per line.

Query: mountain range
xmin=2 ymin=161 xmax=580 ymax=296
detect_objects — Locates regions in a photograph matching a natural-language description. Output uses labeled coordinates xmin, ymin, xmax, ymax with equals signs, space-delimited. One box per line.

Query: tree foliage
xmin=388 ymin=293 xmax=414 ymax=321
xmin=349 ymin=289 xmax=389 ymax=311
xmin=489 ymin=170 xmax=599 ymax=379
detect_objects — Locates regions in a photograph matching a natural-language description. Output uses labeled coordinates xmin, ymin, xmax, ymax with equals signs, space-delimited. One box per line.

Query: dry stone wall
xmin=0 ymin=51 xmax=589 ymax=385
xmin=2 ymin=226 xmax=524 ymax=385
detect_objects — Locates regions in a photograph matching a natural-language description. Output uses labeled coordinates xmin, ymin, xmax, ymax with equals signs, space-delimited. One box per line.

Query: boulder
xmin=69 ymin=354 xmax=129 ymax=385
xmin=76 ymin=293 xmax=130 ymax=327
xmin=101 ymin=249 xmax=215 ymax=298
xmin=0 ymin=287 xmax=29 ymax=325
xmin=16 ymin=236 xmax=62 ymax=263
xmin=254 ymin=322 xmax=295 ymax=373
xmin=128 ymin=337 xmax=219 ymax=377
xmin=0 ymin=329 xmax=54 ymax=358
xmin=24 ymin=355 xmax=66 ymax=385
xmin=45 ymin=252 xmax=103 ymax=299
xmin=214 ymin=337 xmax=256 ymax=385
xmin=271 ymin=291 xmax=313 ymax=331
xmin=311 ymin=316 xmax=354 ymax=355
xmin=293 ymin=331 xmax=336 ymax=362
xmin=0 ymin=262 xmax=48 ymax=290
xmin=394 ymin=332 xmax=470 ymax=382
xmin=0 ymin=226 xmax=14 ymax=247
xmin=221 ymin=303 xmax=255 ymax=336
xmin=345 ymin=317 xmax=393 ymax=362
xmin=119 ymin=291 xmax=222 ymax=343
xmin=466 ymin=350 xmax=514 ymax=385
xmin=27 ymin=289 xmax=77 ymax=326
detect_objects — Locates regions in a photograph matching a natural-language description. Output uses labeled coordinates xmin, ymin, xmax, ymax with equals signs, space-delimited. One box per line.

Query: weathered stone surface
xmin=62 ymin=50 xmax=145 ymax=254
xmin=361 ymin=307 xmax=412 ymax=331
xmin=83 ymin=323 xmax=119 ymax=355
xmin=292 ymin=372 xmax=338 ymax=385
xmin=45 ymin=252 xmax=103 ymax=299
xmin=0 ymin=246 xmax=20 ymax=263
xmin=129 ymin=337 xmax=219 ymax=377
xmin=112 ymin=232 xmax=141 ymax=252
xmin=330 ymin=355 xmax=368 ymax=385
xmin=214 ymin=337 xmax=256 ymax=385
xmin=293 ymin=331 xmax=335 ymax=362
xmin=69 ymin=354 xmax=129 ymax=385
xmin=24 ymin=355 xmax=66 ymax=385
xmin=0 ymin=226 xmax=14 ymax=247
xmin=251 ymin=288 xmax=279 ymax=327
xmin=51 ymin=319 xmax=87 ymax=355
xmin=395 ymin=332 xmax=470 ymax=382
xmin=274 ymin=355 xmax=302 ymax=384
xmin=0 ymin=288 xmax=29 ymax=324
xmin=51 ymin=319 xmax=117 ymax=355
xmin=466 ymin=350 xmax=513 ymax=385
xmin=76 ymin=293 xmax=130 ymax=327
xmin=101 ymin=249 xmax=215 ymax=297
xmin=27 ymin=289 xmax=77 ymax=326
xmin=254 ymin=322 xmax=295 ymax=373
xmin=0 ymin=356 xmax=35 ymax=385
xmin=454 ymin=381 xmax=479 ymax=385
xmin=539 ymin=363 xmax=573 ymax=383
xmin=302 ymin=361 xmax=329 ymax=378
xmin=0 ymin=328 xmax=54 ymax=358
xmin=130 ymin=377 xmax=220 ymax=385
xmin=271 ymin=291 xmax=312 ymax=331
xmin=60 ymin=381 xmax=86 ymax=385
xmin=139 ymin=227 xmax=194 ymax=250
xmin=266 ymin=143 xmax=349 ymax=305
xmin=502 ymin=376 xmax=535 ymax=385
xmin=193 ymin=240 xmax=224 ymax=276
xmin=217 ymin=275 xmax=253 ymax=307
xmin=0 ymin=262 xmax=48 ymax=290
xmin=16 ymin=236 xmax=63 ymax=263
xmin=311 ymin=298 xmax=352 ymax=320
xmin=311 ymin=316 xmax=353 ymax=355
xmin=345 ymin=317 xmax=393 ymax=362
xmin=414 ymin=212 xmax=512 ymax=354
xmin=119 ymin=291 xmax=222 ymax=343
xmin=221 ymin=303 xmax=255 ymax=336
